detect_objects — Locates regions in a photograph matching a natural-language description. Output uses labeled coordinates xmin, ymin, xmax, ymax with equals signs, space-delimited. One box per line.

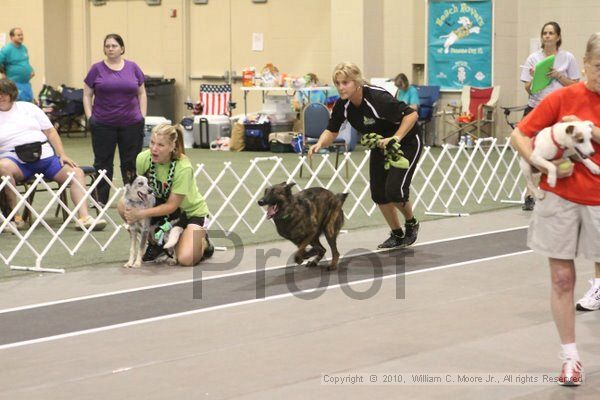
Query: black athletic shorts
xmin=150 ymin=208 xmax=206 ymax=230
xmin=369 ymin=132 xmax=423 ymax=204
xmin=151 ymin=197 xmax=207 ymax=229
xmin=185 ymin=215 xmax=206 ymax=228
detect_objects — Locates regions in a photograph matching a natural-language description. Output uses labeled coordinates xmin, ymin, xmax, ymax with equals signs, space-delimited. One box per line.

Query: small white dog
xmin=123 ymin=176 xmax=155 ymax=268
xmin=520 ymin=120 xmax=599 ymax=199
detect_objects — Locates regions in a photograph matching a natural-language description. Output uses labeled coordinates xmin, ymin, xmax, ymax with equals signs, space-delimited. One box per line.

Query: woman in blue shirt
xmin=394 ymin=73 xmax=419 ymax=110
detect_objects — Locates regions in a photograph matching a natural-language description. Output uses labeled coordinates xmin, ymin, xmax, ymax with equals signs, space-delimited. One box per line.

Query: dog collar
xmin=549 ymin=126 xmax=565 ymax=160
xmin=532 ymin=127 xmax=565 ymax=160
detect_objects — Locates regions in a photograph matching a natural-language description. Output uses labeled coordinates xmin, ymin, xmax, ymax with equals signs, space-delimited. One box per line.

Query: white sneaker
xmin=576 ymin=279 xmax=600 ymax=311
xmin=4 ymin=221 xmax=18 ymax=235
xmin=75 ymin=215 xmax=107 ymax=231
xmin=3 ymin=215 xmax=27 ymax=234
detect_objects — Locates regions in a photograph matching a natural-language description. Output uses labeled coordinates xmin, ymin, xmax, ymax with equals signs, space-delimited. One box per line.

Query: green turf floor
xmin=0 ymin=135 xmax=519 ymax=277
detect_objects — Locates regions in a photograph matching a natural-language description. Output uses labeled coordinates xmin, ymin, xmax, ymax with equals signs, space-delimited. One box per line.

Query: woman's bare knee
xmin=177 ymin=253 xmax=195 ymax=266
xmin=0 ymin=160 xmax=22 ymax=182
xmin=551 ymin=269 xmax=575 ymax=293
xmin=174 ymin=225 xmax=205 ymax=266
xmin=73 ymin=167 xmax=86 ymax=183
xmin=176 ymin=245 xmax=203 ymax=267
xmin=549 ymin=258 xmax=575 ymax=294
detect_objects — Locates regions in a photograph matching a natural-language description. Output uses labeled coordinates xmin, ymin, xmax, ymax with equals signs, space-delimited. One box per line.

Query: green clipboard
xmin=530 ymin=55 xmax=556 ymax=94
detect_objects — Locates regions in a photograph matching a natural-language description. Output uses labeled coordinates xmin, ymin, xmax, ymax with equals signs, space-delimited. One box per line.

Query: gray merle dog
xmin=123 ymin=175 xmax=155 ymax=268
xmin=258 ymin=182 xmax=348 ymax=270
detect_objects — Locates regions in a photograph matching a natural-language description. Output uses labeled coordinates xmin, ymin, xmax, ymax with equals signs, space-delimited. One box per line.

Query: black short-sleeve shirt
xmin=327 ymin=85 xmax=419 ymax=141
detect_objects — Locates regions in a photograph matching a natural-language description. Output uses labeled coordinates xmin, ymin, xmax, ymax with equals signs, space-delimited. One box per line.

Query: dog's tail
xmin=336 ymin=192 xmax=349 ymax=205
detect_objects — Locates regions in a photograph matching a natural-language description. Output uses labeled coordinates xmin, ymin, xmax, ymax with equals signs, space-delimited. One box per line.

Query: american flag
xmin=200 ymin=84 xmax=231 ymax=115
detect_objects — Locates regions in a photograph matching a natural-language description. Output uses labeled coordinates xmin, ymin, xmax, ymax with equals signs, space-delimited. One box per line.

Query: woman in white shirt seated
xmin=0 ymin=78 xmax=105 ymax=230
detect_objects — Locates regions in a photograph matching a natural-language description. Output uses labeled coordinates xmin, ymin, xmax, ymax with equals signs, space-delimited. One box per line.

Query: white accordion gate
xmin=0 ymin=139 xmax=525 ymax=272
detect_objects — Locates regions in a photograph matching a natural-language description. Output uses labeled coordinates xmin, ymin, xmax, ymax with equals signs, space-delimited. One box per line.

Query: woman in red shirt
xmin=511 ymin=32 xmax=600 ymax=386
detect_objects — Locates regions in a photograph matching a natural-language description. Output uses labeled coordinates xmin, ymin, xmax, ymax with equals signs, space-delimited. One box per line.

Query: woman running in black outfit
xmin=308 ymin=62 xmax=423 ymax=248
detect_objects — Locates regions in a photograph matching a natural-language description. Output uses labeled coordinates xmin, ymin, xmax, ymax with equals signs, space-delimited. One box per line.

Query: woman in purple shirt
xmin=83 ymin=33 xmax=147 ymax=205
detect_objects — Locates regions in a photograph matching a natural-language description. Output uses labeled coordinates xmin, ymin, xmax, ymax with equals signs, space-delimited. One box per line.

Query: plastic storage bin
xmin=269 ymin=132 xmax=294 ymax=153
xmin=192 ymin=115 xmax=231 ymax=148
xmin=145 ymin=77 xmax=176 ymax=124
xmin=270 ymin=120 xmax=295 ymax=133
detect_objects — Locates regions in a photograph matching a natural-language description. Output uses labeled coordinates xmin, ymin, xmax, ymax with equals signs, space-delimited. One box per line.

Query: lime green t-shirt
xmin=136 ymin=150 xmax=209 ymax=218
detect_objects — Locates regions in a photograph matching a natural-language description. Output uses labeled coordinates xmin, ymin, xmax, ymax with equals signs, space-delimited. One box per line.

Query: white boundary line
xmin=0 ymin=249 xmax=532 ymax=351
xmin=0 ymin=225 xmax=529 ymax=315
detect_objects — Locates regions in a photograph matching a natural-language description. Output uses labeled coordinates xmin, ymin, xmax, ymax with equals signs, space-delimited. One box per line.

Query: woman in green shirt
xmin=120 ymin=123 xmax=213 ymax=266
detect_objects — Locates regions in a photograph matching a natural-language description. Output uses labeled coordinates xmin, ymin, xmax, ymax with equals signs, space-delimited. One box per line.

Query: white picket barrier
xmin=0 ymin=170 xmax=124 ymax=273
xmin=413 ymin=138 xmax=526 ymax=216
xmin=194 ymin=152 xmax=379 ymax=236
xmin=0 ymin=139 xmax=526 ymax=272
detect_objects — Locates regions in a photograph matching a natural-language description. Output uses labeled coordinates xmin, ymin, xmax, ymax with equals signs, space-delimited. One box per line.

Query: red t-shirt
xmin=518 ymin=82 xmax=600 ymax=205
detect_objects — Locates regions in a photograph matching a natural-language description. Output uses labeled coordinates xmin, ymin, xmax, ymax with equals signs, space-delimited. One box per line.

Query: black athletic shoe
xmin=142 ymin=243 xmax=165 ymax=262
xmin=522 ymin=195 xmax=535 ymax=211
xmin=202 ymin=234 xmax=215 ymax=261
xmin=377 ymin=232 xmax=405 ymax=249
xmin=403 ymin=219 xmax=420 ymax=247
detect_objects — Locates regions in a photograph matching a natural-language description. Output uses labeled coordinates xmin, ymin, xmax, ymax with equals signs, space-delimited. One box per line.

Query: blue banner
xmin=427 ymin=0 xmax=493 ymax=90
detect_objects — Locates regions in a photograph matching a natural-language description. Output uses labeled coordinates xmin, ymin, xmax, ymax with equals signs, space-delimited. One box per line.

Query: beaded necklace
xmin=149 ymin=160 xmax=176 ymax=200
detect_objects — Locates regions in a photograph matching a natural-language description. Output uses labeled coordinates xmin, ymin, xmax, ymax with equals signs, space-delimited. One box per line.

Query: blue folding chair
xmin=300 ymin=103 xmax=347 ymax=177
xmin=415 ymin=85 xmax=441 ymax=145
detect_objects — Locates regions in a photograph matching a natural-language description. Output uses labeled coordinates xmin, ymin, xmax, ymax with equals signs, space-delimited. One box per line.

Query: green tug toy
xmin=360 ymin=133 xmax=410 ymax=169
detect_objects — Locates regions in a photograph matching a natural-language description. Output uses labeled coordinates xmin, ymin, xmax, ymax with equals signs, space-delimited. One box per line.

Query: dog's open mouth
xmin=138 ymin=192 xmax=148 ymax=202
xmin=266 ymin=204 xmax=278 ymax=219
xmin=575 ymin=147 xmax=590 ymax=160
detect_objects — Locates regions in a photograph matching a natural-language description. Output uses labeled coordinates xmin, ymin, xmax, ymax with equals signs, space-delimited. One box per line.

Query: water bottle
xmin=292 ymin=133 xmax=304 ymax=154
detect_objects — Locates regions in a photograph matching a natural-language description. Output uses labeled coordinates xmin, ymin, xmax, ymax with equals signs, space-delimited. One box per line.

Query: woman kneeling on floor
xmin=119 ymin=123 xmax=213 ymax=266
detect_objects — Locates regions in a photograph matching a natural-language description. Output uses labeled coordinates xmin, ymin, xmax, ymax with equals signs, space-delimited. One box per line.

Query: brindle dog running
xmin=258 ymin=182 xmax=348 ymax=270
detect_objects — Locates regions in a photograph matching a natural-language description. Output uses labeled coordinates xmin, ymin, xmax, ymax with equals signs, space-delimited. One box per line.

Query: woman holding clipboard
xmin=520 ymin=21 xmax=581 ymax=211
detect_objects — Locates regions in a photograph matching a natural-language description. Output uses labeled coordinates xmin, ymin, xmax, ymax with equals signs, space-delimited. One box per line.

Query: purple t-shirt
xmin=84 ymin=60 xmax=145 ymax=126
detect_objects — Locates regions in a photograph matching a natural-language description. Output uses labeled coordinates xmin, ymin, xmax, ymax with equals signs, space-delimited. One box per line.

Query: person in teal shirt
xmin=393 ymin=73 xmax=419 ymax=111
xmin=0 ymin=28 xmax=34 ymax=102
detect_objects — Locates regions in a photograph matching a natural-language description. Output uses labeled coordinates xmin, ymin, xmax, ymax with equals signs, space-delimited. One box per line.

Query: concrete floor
xmin=0 ymin=208 xmax=598 ymax=399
